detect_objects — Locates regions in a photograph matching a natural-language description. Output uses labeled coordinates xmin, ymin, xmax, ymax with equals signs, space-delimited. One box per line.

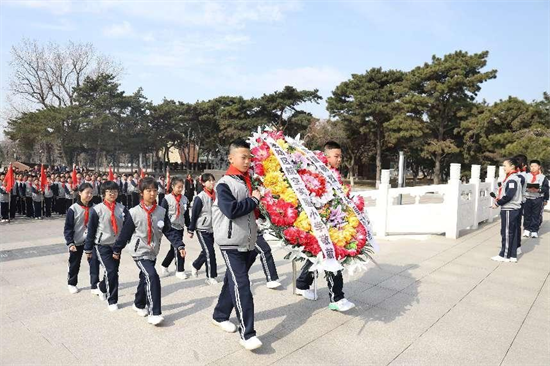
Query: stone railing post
xmin=469 ymin=165 xmax=481 ymax=229
xmin=445 ymin=163 xmax=462 ymax=239
xmin=485 ymin=165 xmax=497 ymax=222
xmin=375 ymin=169 xmax=391 ymax=237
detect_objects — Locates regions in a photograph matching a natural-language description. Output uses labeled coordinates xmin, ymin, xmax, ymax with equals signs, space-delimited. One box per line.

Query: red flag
xmin=3 ymin=163 xmax=15 ymax=193
xmin=108 ymin=166 xmax=114 ymax=181
xmin=71 ymin=164 xmax=77 ymax=189
xmin=165 ymin=166 xmax=171 ymax=191
xmin=40 ymin=164 xmax=48 ymax=191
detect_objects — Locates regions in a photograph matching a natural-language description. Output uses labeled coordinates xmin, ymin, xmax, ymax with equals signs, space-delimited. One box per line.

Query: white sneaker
xmin=239 ymin=336 xmax=263 ymax=351
xmin=91 ymin=288 xmax=102 ymax=296
xmin=205 ymin=278 xmax=219 ymax=285
xmin=175 ymin=271 xmax=189 ymax=280
xmin=509 ymin=258 xmax=518 ymax=263
xmin=329 ymin=298 xmax=356 ymax=312
xmin=531 ymin=232 xmax=538 ymax=238
xmin=132 ymin=304 xmax=148 ymax=317
xmin=523 ymin=230 xmax=530 ymax=237
xmin=98 ymin=292 xmax=107 ymax=301
xmin=191 ymin=267 xmax=199 ymax=278
xmin=517 ymin=247 xmax=522 ymax=255
xmin=160 ymin=267 xmax=170 ymax=277
xmin=108 ymin=304 xmax=119 ymax=312
xmin=296 ymin=288 xmax=318 ymax=301
xmin=148 ymin=315 xmax=164 ymax=326
xmin=266 ymin=280 xmax=282 ymax=289
xmin=67 ymin=285 xmax=79 ymax=294
xmin=211 ymin=319 xmax=237 ymax=333
xmin=491 ymin=256 xmax=510 ymax=262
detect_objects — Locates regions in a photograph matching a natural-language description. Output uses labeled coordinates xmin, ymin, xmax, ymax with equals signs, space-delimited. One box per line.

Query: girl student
xmin=63 ymin=183 xmax=100 ymax=295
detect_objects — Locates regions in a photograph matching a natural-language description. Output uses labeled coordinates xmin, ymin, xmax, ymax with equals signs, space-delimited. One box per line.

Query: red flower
xmin=353 ymin=195 xmax=365 ymax=211
xmin=267 ymin=200 xmax=298 ymax=227
xmin=314 ymin=151 xmax=329 ymax=166
xmin=298 ymin=169 xmax=327 ymax=197
xmin=254 ymin=162 xmax=265 ymax=177
xmin=251 ymin=144 xmax=270 ymax=162
xmin=354 ymin=224 xmax=367 ymax=251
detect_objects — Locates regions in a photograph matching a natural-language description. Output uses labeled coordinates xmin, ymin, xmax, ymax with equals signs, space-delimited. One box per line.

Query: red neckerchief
xmin=140 ymin=201 xmax=157 ymax=245
xmin=80 ymin=204 xmax=90 ymax=226
xmin=103 ymin=200 xmax=118 ymax=235
xmin=203 ymin=187 xmax=215 ymax=201
xmin=498 ymin=172 xmax=514 ymax=199
xmin=225 ymin=165 xmax=258 ymax=218
xmin=174 ymin=194 xmax=183 ymax=218
xmin=531 ymin=171 xmax=540 ymax=183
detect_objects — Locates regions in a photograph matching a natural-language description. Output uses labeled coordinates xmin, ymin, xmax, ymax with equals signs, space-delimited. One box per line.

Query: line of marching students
xmin=491 ymin=155 xmax=548 ymax=263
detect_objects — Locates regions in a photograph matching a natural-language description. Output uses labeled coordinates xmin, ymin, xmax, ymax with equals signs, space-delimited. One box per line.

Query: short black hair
xmin=324 ymin=141 xmax=341 ymax=151
xmin=513 ymin=154 xmax=528 ymax=168
xmin=100 ymin=181 xmax=119 ymax=196
xmin=79 ymin=182 xmax=93 ymax=192
xmin=138 ymin=176 xmax=158 ymax=192
xmin=229 ymin=138 xmax=250 ymax=152
xmin=503 ymin=157 xmax=519 ymax=169
xmin=171 ymin=177 xmax=184 ymax=186
xmin=201 ymin=173 xmax=215 ymax=183
xmin=530 ymin=159 xmax=541 ymax=166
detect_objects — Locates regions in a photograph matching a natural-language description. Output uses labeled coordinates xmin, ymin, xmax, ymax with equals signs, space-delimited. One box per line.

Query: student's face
xmin=503 ymin=161 xmax=516 ymax=174
xmin=142 ymin=187 xmax=158 ymax=204
xmin=530 ymin=163 xmax=541 ymax=173
xmin=204 ymin=179 xmax=215 ymax=191
xmin=228 ymin=147 xmax=252 ymax=173
xmin=172 ymin=182 xmax=184 ymax=195
xmin=80 ymin=188 xmax=93 ymax=204
xmin=104 ymin=189 xmax=118 ymax=203
xmin=325 ymin=148 xmax=342 ymax=169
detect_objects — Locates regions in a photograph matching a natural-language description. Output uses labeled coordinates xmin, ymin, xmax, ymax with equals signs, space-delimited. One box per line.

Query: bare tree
xmin=9 ymin=39 xmax=123 ymax=109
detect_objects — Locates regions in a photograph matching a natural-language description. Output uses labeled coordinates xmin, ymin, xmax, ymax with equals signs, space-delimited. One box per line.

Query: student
xmin=112 ymin=177 xmax=184 ymax=325
xmin=159 ymin=177 xmax=188 ymax=279
xmin=120 ymin=174 xmax=129 ymax=207
xmin=295 ymin=141 xmax=356 ymax=312
xmin=0 ymin=176 xmax=8 ymax=222
xmin=195 ymin=175 xmax=204 ymax=194
xmin=50 ymin=176 xmax=59 ymax=214
xmin=57 ymin=177 xmax=69 ymax=215
xmin=211 ymin=139 xmax=263 ymax=351
xmin=184 ymin=174 xmax=195 ymax=227
xmin=9 ymin=174 xmax=17 ymax=219
xmin=24 ymin=176 xmax=34 ymax=218
xmin=255 ymin=229 xmax=282 ymax=289
xmin=84 ymin=181 xmax=129 ymax=311
xmin=513 ymin=154 xmax=528 ymax=255
xmin=491 ymin=157 xmax=523 ymax=263
xmin=64 ymin=183 xmax=100 ymax=295
xmin=157 ymin=176 xmax=166 ymax=205
xmin=31 ymin=177 xmax=43 ymax=220
xmin=523 ymin=160 xmax=549 ymax=238
xmin=91 ymin=176 xmax=101 ymax=205
xmin=130 ymin=173 xmax=140 ymax=208
xmin=43 ymin=178 xmax=54 ymax=217
xmin=16 ymin=174 xmax=25 ymax=216
xmin=188 ymin=173 xmax=218 ymax=284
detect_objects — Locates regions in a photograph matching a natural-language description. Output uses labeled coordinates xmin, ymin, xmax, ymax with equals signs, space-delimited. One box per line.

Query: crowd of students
xmin=491 ymin=155 xmax=548 ymax=263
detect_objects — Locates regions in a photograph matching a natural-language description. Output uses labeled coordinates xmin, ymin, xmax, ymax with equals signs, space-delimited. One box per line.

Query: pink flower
xmin=267 ymin=200 xmax=298 ymax=227
xmin=254 ymin=162 xmax=265 ymax=177
xmin=353 ymin=195 xmax=365 ymax=211
xmin=251 ymin=145 xmax=270 ymax=162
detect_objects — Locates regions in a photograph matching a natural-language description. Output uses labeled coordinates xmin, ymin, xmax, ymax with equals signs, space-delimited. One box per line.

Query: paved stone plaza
xmin=0 ymin=214 xmax=548 ymax=365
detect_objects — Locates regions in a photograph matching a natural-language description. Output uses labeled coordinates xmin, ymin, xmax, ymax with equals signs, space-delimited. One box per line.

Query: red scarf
xmin=103 ymin=200 xmax=118 ymax=235
xmin=498 ymin=172 xmax=514 ymax=199
xmin=225 ymin=165 xmax=258 ymax=218
xmin=174 ymin=194 xmax=183 ymax=218
xmin=140 ymin=201 xmax=157 ymax=245
xmin=80 ymin=204 xmax=90 ymax=226
xmin=531 ymin=172 xmax=540 ymax=183
xmin=203 ymin=187 xmax=216 ymax=201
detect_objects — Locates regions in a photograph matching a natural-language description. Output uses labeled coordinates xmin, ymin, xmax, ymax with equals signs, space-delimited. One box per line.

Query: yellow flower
xmin=264 ymin=171 xmax=288 ymax=196
xmin=263 ymin=155 xmax=281 ymax=174
xmin=280 ymin=188 xmax=299 ymax=207
xmin=276 ymin=139 xmax=289 ymax=150
xmin=329 ymin=227 xmax=347 ymax=247
xmin=348 ymin=214 xmax=359 ymax=228
xmin=295 ymin=211 xmax=311 ymax=231
xmin=343 ymin=225 xmax=356 ymax=241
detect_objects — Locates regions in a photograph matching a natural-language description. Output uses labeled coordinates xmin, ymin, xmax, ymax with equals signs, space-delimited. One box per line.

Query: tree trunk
xmin=433 ymin=153 xmax=442 ymax=185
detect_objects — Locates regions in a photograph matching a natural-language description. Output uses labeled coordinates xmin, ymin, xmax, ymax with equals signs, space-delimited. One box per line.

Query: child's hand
xmin=113 ymin=253 xmax=120 ymax=261
xmin=252 ymin=189 xmax=261 ymax=200
xmin=188 ymin=232 xmax=194 ymax=239
xmin=69 ymin=245 xmax=77 ymax=252
xmin=179 ymin=249 xmax=186 ymax=258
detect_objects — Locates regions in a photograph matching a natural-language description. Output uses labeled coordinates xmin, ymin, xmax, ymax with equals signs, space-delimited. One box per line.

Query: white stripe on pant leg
xmin=197 ymin=232 xmax=212 ymax=279
xmin=137 ymin=261 xmax=154 ymax=315
xmin=326 ymin=271 xmax=335 ymax=303
xmin=504 ymin=211 xmax=510 ymax=257
xmin=222 ymin=251 xmax=246 ymax=339
xmin=255 ymin=244 xmax=272 ymax=282
xmin=95 ymin=246 xmax=111 ymax=301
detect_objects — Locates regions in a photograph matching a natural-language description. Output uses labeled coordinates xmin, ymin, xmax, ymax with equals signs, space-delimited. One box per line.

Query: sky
xmin=0 ymin=0 xmax=548 ymax=134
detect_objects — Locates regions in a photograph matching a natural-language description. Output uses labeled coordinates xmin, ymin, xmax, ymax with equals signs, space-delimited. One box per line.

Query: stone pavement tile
xmin=274 ymin=307 xmax=428 ymax=366
xmin=403 ymin=259 xmax=449 ymax=280
xmin=432 ymin=262 xmax=493 ymax=281
xmin=0 ymin=320 xmax=79 ymax=365
xmin=354 ymin=266 xmax=396 ymax=285
xmin=420 ymin=270 xmax=482 ymax=292
xmin=377 ymin=274 xmax=419 ymax=292
xmin=349 ymin=284 xmax=399 ymax=306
